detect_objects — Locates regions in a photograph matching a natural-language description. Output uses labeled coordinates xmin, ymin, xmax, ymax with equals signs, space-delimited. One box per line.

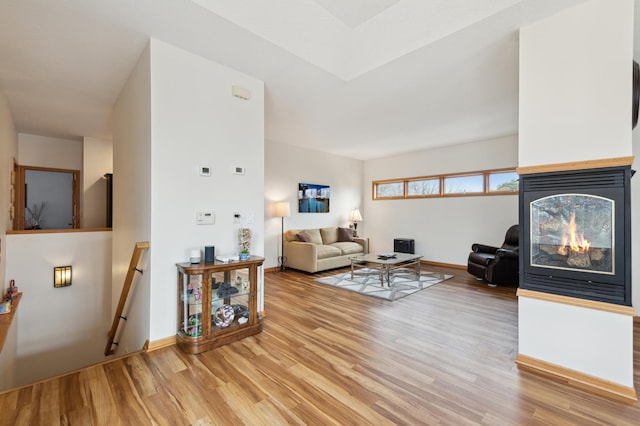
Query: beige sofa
xmin=283 ymin=227 xmax=369 ymax=273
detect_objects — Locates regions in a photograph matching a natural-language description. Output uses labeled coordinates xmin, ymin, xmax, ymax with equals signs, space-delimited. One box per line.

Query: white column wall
xmin=112 ymin=43 xmax=152 ymax=355
xmin=0 ymin=90 xmax=18 ymax=390
xmin=518 ymin=0 xmax=635 ymax=388
xmin=518 ymin=0 xmax=633 ymax=166
xmin=519 ymin=297 xmax=634 ymax=387
xmin=148 ymin=39 xmax=265 ymax=340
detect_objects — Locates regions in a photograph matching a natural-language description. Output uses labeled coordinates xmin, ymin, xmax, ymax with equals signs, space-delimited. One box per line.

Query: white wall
xmin=0 ymin=90 xmax=18 ymax=390
xmin=518 ymin=0 xmax=633 ymax=166
xmin=0 ymin=91 xmax=17 ymax=281
xmin=112 ymin=43 xmax=152 ymax=355
xmin=82 ymin=137 xmax=113 ymax=228
xmin=5 ymin=231 xmax=112 ymax=387
xmin=518 ymin=0 xmax=635 ymax=389
xmin=18 ymin=133 xmax=83 ymax=170
xmin=148 ymin=39 xmax=265 ymax=340
xmin=363 ymin=135 xmax=519 ymax=264
xmin=264 ymin=140 xmax=364 ymax=269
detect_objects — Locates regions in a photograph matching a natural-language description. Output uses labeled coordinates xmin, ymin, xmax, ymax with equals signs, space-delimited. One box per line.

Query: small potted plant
xmin=239 ymin=249 xmax=250 ymax=261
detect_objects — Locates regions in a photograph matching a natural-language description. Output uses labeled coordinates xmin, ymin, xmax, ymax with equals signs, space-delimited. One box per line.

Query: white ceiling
xmin=0 ymin=0 xmax=634 ymax=161
xmin=312 ymin=0 xmax=400 ymax=28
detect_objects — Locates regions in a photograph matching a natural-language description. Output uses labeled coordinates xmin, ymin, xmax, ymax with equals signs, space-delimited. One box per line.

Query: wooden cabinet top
xmin=177 ymin=256 xmax=264 ymax=274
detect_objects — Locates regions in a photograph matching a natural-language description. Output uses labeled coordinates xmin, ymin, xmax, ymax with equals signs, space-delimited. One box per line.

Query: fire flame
xmin=558 ymin=212 xmax=591 ymax=255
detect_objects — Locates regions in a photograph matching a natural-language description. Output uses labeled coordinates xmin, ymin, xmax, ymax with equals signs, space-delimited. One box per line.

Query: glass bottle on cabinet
xmin=177 ymin=256 xmax=264 ymax=354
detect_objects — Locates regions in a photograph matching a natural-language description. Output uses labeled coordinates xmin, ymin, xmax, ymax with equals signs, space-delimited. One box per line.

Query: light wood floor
xmin=1 ymin=265 xmax=639 ymax=425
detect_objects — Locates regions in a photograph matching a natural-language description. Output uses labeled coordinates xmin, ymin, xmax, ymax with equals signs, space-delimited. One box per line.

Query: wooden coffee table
xmin=350 ymin=253 xmax=422 ymax=287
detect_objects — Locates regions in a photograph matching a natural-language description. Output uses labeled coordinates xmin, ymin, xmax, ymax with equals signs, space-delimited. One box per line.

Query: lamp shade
xmin=274 ymin=201 xmax=291 ymax=218
xmin=349 ymin=208 xmax=363 ymax=222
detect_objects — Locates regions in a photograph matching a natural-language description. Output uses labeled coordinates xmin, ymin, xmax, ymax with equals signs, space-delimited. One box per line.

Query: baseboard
xmin=420 ymin=260 xmax=466 ymax=270
xmin=516 ymin=353 xmax=638 ymax=403
xmin=146 ymin=335 xmax=176 ymax=352
xmin=264 ymin=266 xmax=279 ymax=273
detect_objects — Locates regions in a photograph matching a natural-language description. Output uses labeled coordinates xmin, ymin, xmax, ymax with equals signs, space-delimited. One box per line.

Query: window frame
xmin=372 ymin=168 xmax=519 ymax=200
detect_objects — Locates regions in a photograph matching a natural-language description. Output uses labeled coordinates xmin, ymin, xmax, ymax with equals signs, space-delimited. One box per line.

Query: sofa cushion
xmin=337 ymin=227 xmax=355 ymax=242
xmin=285 ymin=229 xmax=300 ymax=242
xmin=304 ymin=228 xmax=323 ymax=245
xmin=320 ymin=227 xmax=338 ymax=244
xmin=331 ymin=241 xmax=363 ymax=255
xmin=317 ymin=244 xmax=342 ymax=259
xmin=296 ymin=231 xmax=312 ymax=242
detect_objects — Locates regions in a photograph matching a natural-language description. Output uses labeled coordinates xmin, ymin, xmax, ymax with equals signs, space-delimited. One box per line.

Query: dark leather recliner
xmin=467 ymin=225 xmax=519 ymax=287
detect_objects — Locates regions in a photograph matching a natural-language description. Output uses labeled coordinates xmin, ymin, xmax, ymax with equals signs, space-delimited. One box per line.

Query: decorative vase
xmin=239 ymin=228 xmax=252 ymax=258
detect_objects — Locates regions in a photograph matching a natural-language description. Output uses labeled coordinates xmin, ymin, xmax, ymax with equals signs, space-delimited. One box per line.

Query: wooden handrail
xmin=105 ymin=241 xmax=150 ymax=356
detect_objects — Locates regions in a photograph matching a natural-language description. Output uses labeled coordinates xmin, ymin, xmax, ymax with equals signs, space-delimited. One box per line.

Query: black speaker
xmin=394 ymin=238 xmax=415 ymax=254
xmin=204 ymin=246 xmax=215 ymax=263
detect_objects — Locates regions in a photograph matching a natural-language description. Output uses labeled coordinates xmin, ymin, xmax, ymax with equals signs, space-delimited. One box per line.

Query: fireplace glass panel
xmin=530 ymin=194 xmax=613 ymax=275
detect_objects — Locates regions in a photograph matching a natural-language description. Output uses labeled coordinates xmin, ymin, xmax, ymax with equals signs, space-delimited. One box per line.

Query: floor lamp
xmin=274 ymin=201 xmax=291 ymax=272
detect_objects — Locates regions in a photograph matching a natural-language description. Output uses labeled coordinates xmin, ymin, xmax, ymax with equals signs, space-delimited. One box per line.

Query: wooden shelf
xmin=0 ymin=293 xmax=22 ymax=353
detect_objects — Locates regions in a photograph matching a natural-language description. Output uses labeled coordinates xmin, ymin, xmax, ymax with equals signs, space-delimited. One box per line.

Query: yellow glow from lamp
xmin=54 ymin=266 xmax=72 ymax=288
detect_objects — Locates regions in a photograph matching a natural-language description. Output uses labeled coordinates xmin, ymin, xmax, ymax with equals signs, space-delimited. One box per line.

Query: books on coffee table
xmin=377 ymin=253 xmax=397 ymax=260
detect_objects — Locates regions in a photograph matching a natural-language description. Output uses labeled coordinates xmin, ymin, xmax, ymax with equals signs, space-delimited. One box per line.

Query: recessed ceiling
xmin=312 ymin=0 xmax=400 ymax=28
xmin=192 ymin=0 xmax=528 ymax=79
xmin=0 ymin=0 xmax=619 ymax=161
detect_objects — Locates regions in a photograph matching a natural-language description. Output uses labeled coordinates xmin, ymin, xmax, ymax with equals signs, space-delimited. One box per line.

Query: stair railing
xmin=105 ymin=241 xmax=149 ymax=356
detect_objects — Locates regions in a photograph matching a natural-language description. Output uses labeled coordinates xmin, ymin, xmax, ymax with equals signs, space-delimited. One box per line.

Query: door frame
xmin=13 ymin=165 xmax=80 ymax=230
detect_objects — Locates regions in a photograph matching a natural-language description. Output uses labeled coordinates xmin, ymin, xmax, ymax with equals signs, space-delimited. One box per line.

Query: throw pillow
xmin=304 ymin=228 xmax=324 ymax=245
xmin=337 ymin=227 xmax=355 ymax=242
xmin=297 ymin=231 xmax=313 ymax=242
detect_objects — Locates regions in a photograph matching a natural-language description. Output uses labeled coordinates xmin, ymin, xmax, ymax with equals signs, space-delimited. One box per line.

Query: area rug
xmin=314 ymin=268 xmax=453 ymax=301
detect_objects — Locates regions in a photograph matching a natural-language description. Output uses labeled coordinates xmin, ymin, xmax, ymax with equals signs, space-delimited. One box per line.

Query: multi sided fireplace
xmin=519 ymin=166 xmax=632 ymax=306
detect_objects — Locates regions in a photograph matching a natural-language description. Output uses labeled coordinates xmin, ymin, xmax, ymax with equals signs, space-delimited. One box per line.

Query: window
xmin=407 ymin=178 xmax=440 ymax=197
xmin=443 ymin=175 xmax=483 ymax=194
xmin=489 ymin=171 xmax=519 ymax=193
xmin=373 ymin=168 xmax=518 ymax=200
xmin=375 ymin=181 xmax=404 ymax=198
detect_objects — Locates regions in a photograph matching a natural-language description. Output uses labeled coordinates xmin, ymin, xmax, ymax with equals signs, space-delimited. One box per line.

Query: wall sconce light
xmin=54 ymin=266 xmax=72 ymax=288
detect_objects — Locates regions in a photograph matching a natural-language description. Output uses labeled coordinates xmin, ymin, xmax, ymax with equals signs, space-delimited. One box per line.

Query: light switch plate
xmin=196 ymin=211 xmax=214 ymax=225
xmin=199 ymin=166 xmax=211 ymax=177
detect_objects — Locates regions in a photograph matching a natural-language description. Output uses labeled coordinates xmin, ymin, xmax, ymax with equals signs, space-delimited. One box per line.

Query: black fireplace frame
xmin=519 ymin=166 xmax=632 ymax=306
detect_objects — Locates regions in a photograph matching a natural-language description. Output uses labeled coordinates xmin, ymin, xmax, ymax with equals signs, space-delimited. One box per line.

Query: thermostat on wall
xmin=232 ymin=166 xmax=245 ymax=175
xmin=196 ymin=211 xmax=214 ymax=225
xmin=199 ymin=165 xmax=211 ymax=177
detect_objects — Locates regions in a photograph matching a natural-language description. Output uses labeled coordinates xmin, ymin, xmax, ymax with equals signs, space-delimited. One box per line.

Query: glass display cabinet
xmin=176 ymin=256 xmax=264 ymax=354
